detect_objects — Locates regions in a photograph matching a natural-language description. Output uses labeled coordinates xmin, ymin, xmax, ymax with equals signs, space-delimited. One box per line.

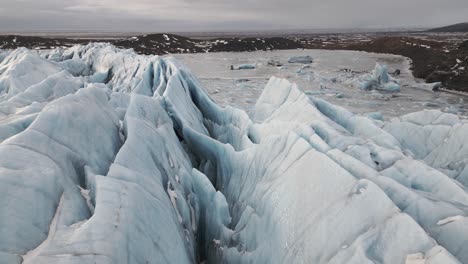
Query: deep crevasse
xmin=0 ymin=43 xmax=466 ymax=264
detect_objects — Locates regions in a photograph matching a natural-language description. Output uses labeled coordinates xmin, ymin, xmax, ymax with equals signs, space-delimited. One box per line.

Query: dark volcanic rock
xmin=0 ymin=32 xmax=466 ymax=92
xmin=1 ymin=33 xmax=303 ymax=55
xmin=348 ymin=37 xmax=449 ymax=77
xmin=426 ymin=71 xmax=453 ymax=83
xmin=345 ymin=36 xmax=468 ymax=92
xmin=208 ymin=37 xmax=302 ymax=52
xmin=113 ymin=34 xmax=201 ymax=54
xmin=459 ymin=40 xmax=468 ymax=51
xmin=113 ymin=34 xmax=303 ymax=55
xmin=0 ymin=35 xmax=90 ymax=49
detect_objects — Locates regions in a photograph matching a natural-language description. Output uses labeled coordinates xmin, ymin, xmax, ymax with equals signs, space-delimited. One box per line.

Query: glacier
xmin=0 ymin=44 xmax=467 ymax=264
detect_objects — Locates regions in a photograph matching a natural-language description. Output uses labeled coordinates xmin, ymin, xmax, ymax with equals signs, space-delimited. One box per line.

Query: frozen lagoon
xmin=174 ymin=49 xmax=468 ymax=119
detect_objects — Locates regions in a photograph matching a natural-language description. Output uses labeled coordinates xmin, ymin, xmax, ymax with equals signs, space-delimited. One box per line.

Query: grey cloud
xmin=0 ymin=0 xmax=467 ymax=32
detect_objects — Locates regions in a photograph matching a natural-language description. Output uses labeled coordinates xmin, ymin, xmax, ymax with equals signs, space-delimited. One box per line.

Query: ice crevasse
xmin=0 ymin=43 xmax=467 ymax=264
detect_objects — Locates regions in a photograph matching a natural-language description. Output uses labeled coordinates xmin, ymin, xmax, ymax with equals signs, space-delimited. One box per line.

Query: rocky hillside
xmin=0 ymin=33 xmax=466 ymax=92
xmin=428 ymin=23 xmax=468 ymax=32
xmin=0 ymin=33 xmax=302 ymax=55
xmin=347 ymin=37 xmax=468 ymax=92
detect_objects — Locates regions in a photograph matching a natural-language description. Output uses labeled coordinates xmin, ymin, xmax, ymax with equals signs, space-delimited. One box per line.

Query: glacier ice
xmin=358 ymin=64 xmax=401 ymax=92
xmin=0 ymin=44 xmax=466 ymax=264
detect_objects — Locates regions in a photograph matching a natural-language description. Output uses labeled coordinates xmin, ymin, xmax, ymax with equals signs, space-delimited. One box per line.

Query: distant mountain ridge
xmin=427 ymin=23 xmax=468 ymax=32
xmin=0 ymin=33 xmax=302 ymax=54
xmin=1 ymin=32 xmax=467 ymax=92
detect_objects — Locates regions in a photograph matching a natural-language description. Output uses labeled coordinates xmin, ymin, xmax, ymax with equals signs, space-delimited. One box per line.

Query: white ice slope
xmin=0 ymin=44 xmax=466 ymax=264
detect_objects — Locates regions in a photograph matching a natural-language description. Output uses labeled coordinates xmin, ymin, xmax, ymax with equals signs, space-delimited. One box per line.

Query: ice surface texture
xmin=0 ymin=44 xmax=466 ymax=264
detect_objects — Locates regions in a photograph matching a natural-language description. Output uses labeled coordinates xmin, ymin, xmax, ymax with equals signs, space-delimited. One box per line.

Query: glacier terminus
xmin=0 ymin=44 xmax=467 ymax=264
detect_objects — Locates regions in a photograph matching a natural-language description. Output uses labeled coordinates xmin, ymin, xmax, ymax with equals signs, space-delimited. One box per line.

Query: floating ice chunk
xmin=235 ymin=78 xmax=250 ymax=84
xmin=423 ymin=102 xmax=440 ymax=107
xmin=234 ymin=63 xmax=256 ymax=70
xmin=381 ymin=81 xmax=401 ymax=92
xmin=288 ymin=55 xmax=313 ymax=64
xmin=296 ymin=65 xmax=313 ymax=76
xmin=359 ymin=64 xmax=401 ymax=92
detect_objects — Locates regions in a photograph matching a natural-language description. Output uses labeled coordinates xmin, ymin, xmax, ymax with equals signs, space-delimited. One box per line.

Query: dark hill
xmin=427 ymin=23 xmax=468 ymax=32
xmin=347 ymin=36 xmax=467 ymax=92
xmin=113 ymin=34 xmax=303 ymax=54
xmin=0 ymin=33 xmax=466 ymax=92
xmin=347 ymin=37 xmax=449 ymax=78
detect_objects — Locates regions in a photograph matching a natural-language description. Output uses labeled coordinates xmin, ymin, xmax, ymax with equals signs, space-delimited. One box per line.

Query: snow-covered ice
xmin=0 ymin=44 xmax=467 ymax=264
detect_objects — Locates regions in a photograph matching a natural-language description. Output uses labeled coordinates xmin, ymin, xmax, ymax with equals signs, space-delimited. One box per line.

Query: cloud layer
xmin=1 ymin=0 xmax=467 ymax=32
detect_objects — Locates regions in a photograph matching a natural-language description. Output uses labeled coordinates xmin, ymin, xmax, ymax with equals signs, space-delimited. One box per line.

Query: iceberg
xmin=0 ymin=43 xmax=466 ymax=264
xmin=359 ymin=64 xmax=401 ymax=92
xmin=233 ymin=63 xmax=256 ymax=70
xmin=288 ymin=55 xmax=313 ymax=64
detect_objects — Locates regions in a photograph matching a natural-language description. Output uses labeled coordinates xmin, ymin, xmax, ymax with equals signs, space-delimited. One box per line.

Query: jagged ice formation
xmin=0 ymin=44 xmax=467 ymax=264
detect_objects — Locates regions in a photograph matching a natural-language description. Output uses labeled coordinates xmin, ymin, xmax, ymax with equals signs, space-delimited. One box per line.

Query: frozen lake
xmin=173 ymin=49 xmax=467 ymax=119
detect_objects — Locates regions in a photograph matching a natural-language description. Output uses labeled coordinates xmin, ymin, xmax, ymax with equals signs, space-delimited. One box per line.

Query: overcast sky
xmin=1 ymin=0 xmax=467 ymax=32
